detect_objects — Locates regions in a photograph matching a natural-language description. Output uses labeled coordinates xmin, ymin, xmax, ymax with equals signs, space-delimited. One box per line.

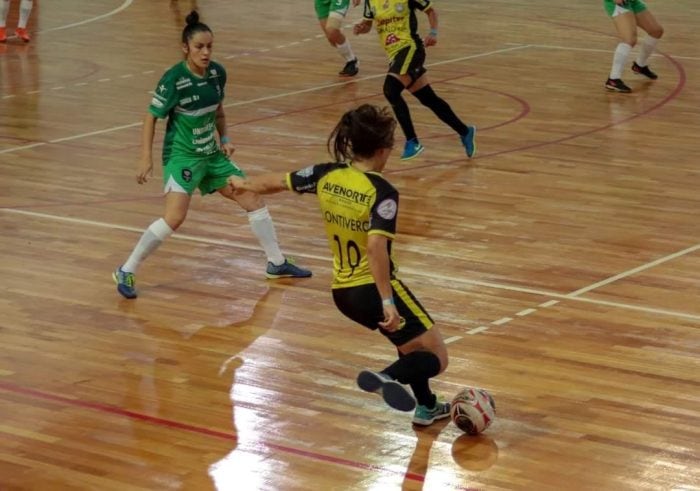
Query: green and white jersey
xmin=149 ymin=60 xmax=227 ymax=163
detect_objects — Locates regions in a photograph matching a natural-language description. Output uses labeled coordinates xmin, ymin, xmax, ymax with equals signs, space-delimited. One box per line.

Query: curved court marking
xmin=0 ymin=45 xmax=529 ymax=154
xmin=38 ymin=0 xmax=134 ymax=33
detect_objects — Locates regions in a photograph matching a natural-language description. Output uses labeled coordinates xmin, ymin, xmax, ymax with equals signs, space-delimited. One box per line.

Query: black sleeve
xmin=363 ymin=0 xmax=374 ymax=19
xmin=287 ymin=163 xmax=338 ymax=194
xmin=409 ymin=0 xmax=432 ymax=12
xmin=367 ymin=174 xmax=399 ymax=236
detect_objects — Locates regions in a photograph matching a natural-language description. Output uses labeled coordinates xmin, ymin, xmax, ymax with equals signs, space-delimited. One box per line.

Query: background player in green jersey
xmin=603 ymin=0 xmax=664 ymax=93
xmin=0 ymin=0 xmax=33 ymax=42
xmin=353 ymin=0 xmax=476 ymax=161
xmin=315 ymin=0 xmax=361 ymax=76
xmin=113 ymin=11 xmax=311 ymax=299
xmin=228 ymin=104 xmax=454 ymax=426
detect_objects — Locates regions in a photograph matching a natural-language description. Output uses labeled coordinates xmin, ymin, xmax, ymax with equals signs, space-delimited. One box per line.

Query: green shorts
xmin=163 ymin=151 xmax=245 ymax=196
xmin=315 ymin=0 xmax=350 ymax=20
xmin=603 ymin=0 xmax=647 ymax=17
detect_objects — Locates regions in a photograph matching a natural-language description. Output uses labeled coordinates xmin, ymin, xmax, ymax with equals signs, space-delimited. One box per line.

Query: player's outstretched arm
xmin=228 ymin=173 xmax=289 ymax=195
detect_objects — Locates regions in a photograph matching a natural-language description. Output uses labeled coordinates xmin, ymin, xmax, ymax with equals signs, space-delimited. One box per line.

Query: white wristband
xmin=382 ymin=297 xmax=395 ymax=306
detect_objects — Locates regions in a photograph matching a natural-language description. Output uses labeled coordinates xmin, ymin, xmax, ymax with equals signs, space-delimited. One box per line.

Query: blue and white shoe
xmin=112 ymin=266 xmax=137 ymax=299
xmin=412 ymin=400 xmax=451 ymax=426
xmin=265 ymin=258 xmax=312 ymax=279
xmin=400 ymin=138 xmax=425 ymax=161
xmin=357 ymin=370 xmax=416 ymax=412
xmin=461 ymin=125 xmax=477 ymax=158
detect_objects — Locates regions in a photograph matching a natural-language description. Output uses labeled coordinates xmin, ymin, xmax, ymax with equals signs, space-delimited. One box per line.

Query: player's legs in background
xmin=15 ymin=0 xmax=32 ymax=42
xmin=606 ymin=10 xmax=637 ymax=92
xmin=632 ymin=9 xmax=663 ymax=78
xmin=0 ymin=0 xmax=10 ymax=42
xmin=317 ymin=0 xmax=358 ymax=76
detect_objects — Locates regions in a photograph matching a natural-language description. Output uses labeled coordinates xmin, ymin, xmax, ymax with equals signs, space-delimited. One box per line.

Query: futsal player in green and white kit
xmin=603 ymin=0 xmax=664 ymax=93
xmin=113 ymin=10 xmax=311 ymax=299
xmin=315 ymin=0 xmax=361 ymax=76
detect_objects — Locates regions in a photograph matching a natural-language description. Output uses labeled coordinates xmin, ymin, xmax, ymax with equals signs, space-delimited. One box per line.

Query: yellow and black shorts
xmin=332 ymin=278 xmax=434 ymax=347
xmin=388 ymin=44 xmax=427 ymax=86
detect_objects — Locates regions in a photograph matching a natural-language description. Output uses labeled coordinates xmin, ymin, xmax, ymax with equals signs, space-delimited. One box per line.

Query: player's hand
xmin=379 ymin=304 xmax=402 ymax=332
xmin=351 ymin=0 xmax=361 ymax=6
xmin=614 ymin=0 xmax=626 ymax=5
xmin=424 ymin=34 xmax=437 ymax=47
xmin=137 ymin=157 xmax=154 ymax=184
xmin=353 ymin=20 xmax=371 ymax=35
xmin=221 ymin=141 xmax=236 ymax=157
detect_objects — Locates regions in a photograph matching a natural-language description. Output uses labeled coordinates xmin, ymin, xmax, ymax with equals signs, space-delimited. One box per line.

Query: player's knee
xmin=383 ymin=76 xmax=405 ymax=105
xmin=163 ymin=213 xmax=186 ymax=231
xmin=235 ymin=190 xmax=265 ymax=212
xmin=412 ymin=85 xmax=441 ymax=108
xmin=624 ymin=34 xmax=637 ymax=47
xmin=649 ymin=25 xmax=664 ymax=39
xmin=323 ymin=26 xmax=340 ymax=43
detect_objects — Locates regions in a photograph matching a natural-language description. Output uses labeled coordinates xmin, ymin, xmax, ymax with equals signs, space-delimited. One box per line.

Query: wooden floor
xmin=1 ymin=0 xmax=699 ymax=489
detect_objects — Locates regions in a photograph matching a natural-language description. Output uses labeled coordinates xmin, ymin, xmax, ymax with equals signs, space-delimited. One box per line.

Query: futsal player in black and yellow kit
xmin=228 ymin=104 xmax=451 ymax=426
xmin=353 ymin=0 xmax=476 ymax=161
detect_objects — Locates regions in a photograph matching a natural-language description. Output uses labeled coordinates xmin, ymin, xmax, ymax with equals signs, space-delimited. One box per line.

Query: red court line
xmin=0 ymin=380 xmax=478 ymax=490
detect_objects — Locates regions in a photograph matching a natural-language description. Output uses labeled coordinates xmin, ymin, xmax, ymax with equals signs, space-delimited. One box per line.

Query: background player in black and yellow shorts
xmin=229 ymin=104 xmax=453 ymax=426
xmin=354 ymin=0 xmax=476 ymax=161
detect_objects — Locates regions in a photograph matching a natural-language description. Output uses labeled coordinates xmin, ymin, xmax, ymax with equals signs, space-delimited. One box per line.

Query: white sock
xmin=122 ymin=218 xmax=173 ymax=273
xmin=18 ymin=0 xmax=32 ymax=28
xmin=247 ymin=207 xmax=285 ymax=266
xmin=0 ymin=0 xmax=10 ymax=27
xmin=336 ymin=39 xmax=356 ymax=63
xmin=610 ymin=42 xmax=632 ymax=79
xmin=636 ymin=36 xmax=659 ymax=67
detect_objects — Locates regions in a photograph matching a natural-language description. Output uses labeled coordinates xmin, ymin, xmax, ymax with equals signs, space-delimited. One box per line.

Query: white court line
xmin=539 ymin=300 xmax=560 ymax=308
xmin=567 ymin=244 xmax=700 ymax=297
xmin=0 ymin=45 xmax=529 ymax=156
xmin=492 ymin=317 xmax=513 ymax=326
xmin=467 ymin=327 xmax=490 ymax=335
xmin=444 ymin=336 xmax=462 ymax=344
xmin=39 ymin=0 xmax=134 ymax=33
xmin=1 ymin=208 xmax=698 ymax=321
xmin=516 ymin=308 xmax=537 ymax=317
xmin=529 ymin=43 xmax=700 ymax=61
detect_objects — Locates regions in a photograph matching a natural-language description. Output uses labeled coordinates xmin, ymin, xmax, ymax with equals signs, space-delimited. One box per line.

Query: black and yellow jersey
xmin=287 ymin=162 xmax=399 ymax=289
xmin=363 ymin=0 xmax=432 ymax=59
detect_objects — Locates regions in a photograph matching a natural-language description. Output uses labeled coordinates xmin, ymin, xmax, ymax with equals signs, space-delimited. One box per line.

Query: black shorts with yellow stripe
xmin=388 ymin=44 xmax=427 ymax=85
xmin=332 ymin=279 xmax=434 ymax=347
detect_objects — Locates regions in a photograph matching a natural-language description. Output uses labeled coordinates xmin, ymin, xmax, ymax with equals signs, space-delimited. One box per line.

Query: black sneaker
xmin=632 ymin=61 xmax=658 ymax=80
xmin=605 ymin=78 xmax=632 ymax=93
xmin=339 ymin=58 xmax=359 ymax=77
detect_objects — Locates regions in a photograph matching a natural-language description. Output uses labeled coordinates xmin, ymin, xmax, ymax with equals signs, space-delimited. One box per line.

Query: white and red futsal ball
xmin=450 ymin=387 xmax=496 ymax=435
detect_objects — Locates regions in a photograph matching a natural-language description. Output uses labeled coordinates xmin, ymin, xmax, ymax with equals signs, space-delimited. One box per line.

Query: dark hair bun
xmin=185 ymin=10 xmax=200 ymax=26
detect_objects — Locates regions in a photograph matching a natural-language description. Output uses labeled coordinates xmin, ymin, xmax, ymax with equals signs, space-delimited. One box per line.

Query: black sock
xmin=381 ymin=350 xmax=440 ymax=384
xmin=409 ymin=378 xmax=437 ymax=408
xmin=384 ymin=76 xmax=417 ymax=141
xmin=412 ymin=85 xmax=468 ymax=136
xmin=382 ymin=351 xmax=441 ymax=407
